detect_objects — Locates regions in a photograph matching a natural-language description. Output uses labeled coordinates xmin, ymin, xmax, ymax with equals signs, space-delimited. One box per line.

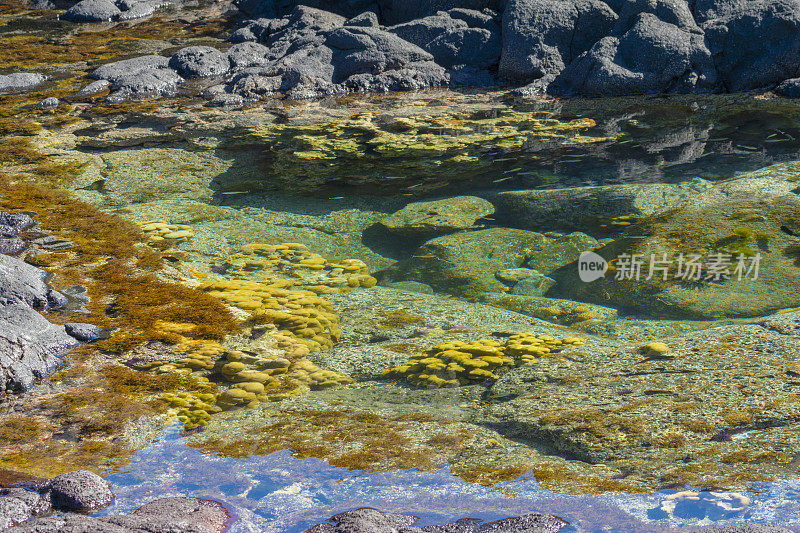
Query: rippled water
xmin=96 ymin=424 xmax=800 ymax=532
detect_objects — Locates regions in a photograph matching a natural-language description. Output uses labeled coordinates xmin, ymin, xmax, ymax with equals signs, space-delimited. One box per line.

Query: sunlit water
xmin=93 ymin=424 xmax=800 ymax=532
xmin=70 ymin=95 xmax=800 ymax=531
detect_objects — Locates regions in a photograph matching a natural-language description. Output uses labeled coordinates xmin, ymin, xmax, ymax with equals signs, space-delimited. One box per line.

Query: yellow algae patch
xmin=138 ymin=220 xmax=195 ymax=246
xmin=383 ymin=334 xmax=585 ymax=388
xmin=219 ymin=242 xmax=377 ymax=293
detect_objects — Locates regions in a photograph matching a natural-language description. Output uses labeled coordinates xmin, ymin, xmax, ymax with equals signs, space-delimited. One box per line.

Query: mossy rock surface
xmin=552 ymin=162 xmax=800 ymax=318
xmin=383 ymin=229 xmax=602 ymax=298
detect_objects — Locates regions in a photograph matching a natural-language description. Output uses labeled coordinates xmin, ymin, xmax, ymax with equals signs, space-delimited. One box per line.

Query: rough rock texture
xmin=553 ymin=162 xmax=800 ymax=318
xmin=60 ymin=0 xmax=170 ymax=21
xmin=0 ymin=488 xmax=51 ymax=530
xmin=0 ymin=247 xmax=78 ymax=392
xmin=381 ymin=228 xmax=600 ymax=297
xmin=46 ymin=470 xmax=115 ymax=513
xmin=169 ymin=46 xmax=231 ymax=79
xmin=307 ymin=507 xmax=568 ymax=532
xmin=64 ymin=322 xmax=102 ymax=342
xmin=550 ymin=0 xmax=718 ymax=96
xmin=492 ymin=179 xmax=713 ymax=233
xmin=0 ymin=73 xmax=47 ymax=94
xmin=499 ymin=0 xmax=616 ymax=83
xmin=10 ymin=496 xmax=229 ymax=532
xmin=90 ymin=55 xmax=182 ymax=100
xmin=378 ymin=196 xmax=495 ymax=238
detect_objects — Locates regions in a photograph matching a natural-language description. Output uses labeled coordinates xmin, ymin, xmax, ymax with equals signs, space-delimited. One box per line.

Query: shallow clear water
xmin=96 ymin=424 xmax=800 ymax=532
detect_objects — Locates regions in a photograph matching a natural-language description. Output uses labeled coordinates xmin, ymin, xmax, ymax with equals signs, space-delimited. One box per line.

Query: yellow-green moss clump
xmin=227 ymin=110 xmax=613 ymax=194
xmin=138 ymin=220 xmax=195 ymax=246
xmin=217 ymin=242 xmax=377 ymax=293
xmin=383 ymin=333 xmax=584 ymax=388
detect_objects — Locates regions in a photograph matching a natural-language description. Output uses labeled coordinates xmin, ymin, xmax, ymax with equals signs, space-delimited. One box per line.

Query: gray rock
xmin=703 ymin=0 xmax=800 ymax=92
xmin=327 ymin=26 xmax=434 ymax=83
xmin=0 ymin=254 xmax=53 ymax=309
xmin=227 ymin=42 xmax=272 ymax=69
xmin=0 ymin=301 xmax=77 ymax=392
xmin=0 ymin=488 xmax=51 ymax=530
xmin=345 ymin=11 xmax=379 ymax=27
xmin=499 ymin=0 xmax=617 ymax=82
xmin=64 ymin=322 xmax=102 ymax=342
xmin=427 ymin=26 xmax=500 ymax=68
xmin=207 ymin=92 xmax=246 ymax=107
xmin=0 ymin=73 xmax=47 ymax=94
xmin=91 ymin=55 xmax=171 ymax=85
xmin=60 ymin=0 xmax=122 ymax=21
xmin=33 ymin=97 xmax=59 ymax=109
xmin=492 ymin=179 xmax=713 ymax=233
xmin=0 ymin=237 xmax=25 ymax=255
xmin=116 ymin=0 xmax=163 ymax=20
xmin=776 ymin=77 xmax=800 ymax=98
xmin=11 ymin=496 xmax=229 ymax=533
xmin=110 ymin=68 xmax=183 ymax=99
xmin=0 ymin=212 xmax=34 ymax=234
xmin=169 ymin=46 xmax=230 ymax=79
xmin=379 ymin=196 xmax=495 ymax=237
xmin=46 ymin=290 xmax=68 ymax=308
xmin=73 ymin=79 xmax=111 ymax=97
xmin=550 ymin=0 xmax=718 ymax=96
xmin=306 ymin=507 xmax=568 ymax=532
xmin=47 ymin=470 xmax=114 ymax=513
xmin=389 ymin=13 xmax=467 ymax=48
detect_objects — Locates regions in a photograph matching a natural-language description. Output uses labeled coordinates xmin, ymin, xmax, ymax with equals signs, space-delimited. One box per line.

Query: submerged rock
xmin=553 ymin=162 xmax=800 ymax=318
xmin=492 ymin=179 xmax=712 ymax=233
xmin=60 ymin=0 xmax=122 ymax=21
xmin=383 ymin=229 xmax=601 ymax=298
xmin=378 ymin=196 xmax=495 ymax=238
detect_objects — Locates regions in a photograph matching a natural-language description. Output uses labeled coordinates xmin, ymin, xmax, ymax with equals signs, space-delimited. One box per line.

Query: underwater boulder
xmin=60 ymin=0 xmax=121 ymax=21
xmin=378 ymin=195 xmax=495 ymax=238
xmin=492 ymin=179 xmax=712 ymax=233
xmin=552 ymin=162 xmax=800 ymax=318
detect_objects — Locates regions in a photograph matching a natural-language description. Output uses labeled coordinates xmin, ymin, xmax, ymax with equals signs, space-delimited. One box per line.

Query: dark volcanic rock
xmin=46 ymin=470 xmax=115 ymax=513
xmin=776 ymin=77 xmax=800 ymax=97
xmin=60 ymin=0 xmax=122 ymax=21
xmin=227 ymin=42 xmax=272 ymax=68
xmin=345 ymin=10 xmax=379 ymax=26
xmin=703 ymin=0 xmax=800 ymax=92
xmin=107 ymin=497 xmax=230 ymax=532
xmin=0 ymin=73 xmax=47 ymax=94
xmin=389 ymin=9 xmax=501 ymax=69
xmin=64 ymin=322 xmax=102 ymax=342
xmin=0 ymin=254 xmax=79 ymax=392
xmin=0 ymin=302 xmax=77 ymax=392
xmin=92 ymin=55 xmax=171 ymax=85
xmin=0 ymin=488 xmax=51 ymax=530
xmin=498 ymin=0 xmax=617 ymax=82
xmin=169 ymin=46 xmax=231 ymax=79
xmin=11 ymin=495 xmax=229 ymax=532
xmin=549 ymin=0 xmax=718 ymax=95
xmin=306 ymin=508 xmax=568 ymax=532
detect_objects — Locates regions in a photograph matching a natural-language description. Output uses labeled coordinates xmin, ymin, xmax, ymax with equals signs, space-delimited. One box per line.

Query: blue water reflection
xmin=96 ymin=424 xmax=800 ymax=532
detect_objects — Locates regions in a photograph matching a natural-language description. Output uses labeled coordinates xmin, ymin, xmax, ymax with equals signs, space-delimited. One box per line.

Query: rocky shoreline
xmin=7 ymin=0 xmax=800 ymax=103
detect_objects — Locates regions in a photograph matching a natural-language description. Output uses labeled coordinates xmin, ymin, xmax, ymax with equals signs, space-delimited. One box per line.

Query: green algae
xmin=227 ymin=110 xmax=614 ymax=194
